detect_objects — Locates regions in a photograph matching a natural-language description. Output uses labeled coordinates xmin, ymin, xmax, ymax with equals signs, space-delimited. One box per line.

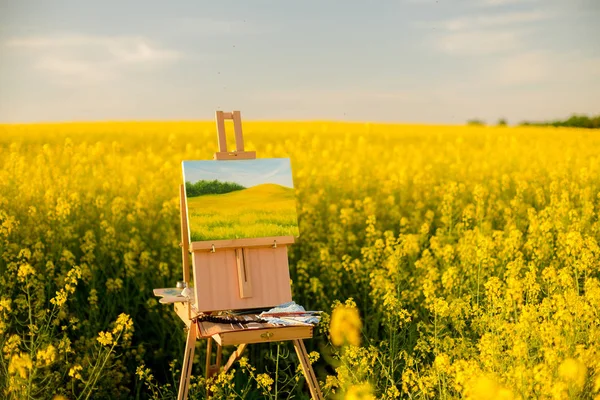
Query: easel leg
xmin=223 ymin=343 xmax=248 ymax=374
xmin=216 ymin=344 xmax=223 ymax=373
xmin=205 ymin=337 xmax=213 ymax=380
xmin=205 ymin=338 xmax=222 ymax=379
xmin=205 ymin=337 xmax=223 ymax=398
xmin=205 ymin=338 xmax=214 ymax=398
xmin=293 ymin=340 xmax=324 ymax=400
xmin=177 ymin=323 xmax=198 ymax=400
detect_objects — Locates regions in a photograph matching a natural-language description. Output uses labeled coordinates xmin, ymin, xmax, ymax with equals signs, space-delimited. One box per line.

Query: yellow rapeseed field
xmin=1 ymin=121 xmax=599 ymax=399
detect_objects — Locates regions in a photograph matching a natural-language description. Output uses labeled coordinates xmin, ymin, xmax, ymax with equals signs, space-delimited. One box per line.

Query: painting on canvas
xmin=182 ymin=158 xmax=300 ymax=242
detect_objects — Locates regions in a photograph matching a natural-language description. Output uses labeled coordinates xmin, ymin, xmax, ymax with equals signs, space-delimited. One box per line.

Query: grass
xmin=186 ymin=183 xmax=300 ymax=241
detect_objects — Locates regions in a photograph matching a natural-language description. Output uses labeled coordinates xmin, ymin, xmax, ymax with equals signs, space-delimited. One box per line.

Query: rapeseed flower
xmin=330 ymin=304 xmax=362 ymax=347
xmin=8 ymin=352 xmax=33 ymax=379
xmin=558 ymin=358 xmax=587 ymax=389
xmin=345 ymin=382 xmax=375 ymax=400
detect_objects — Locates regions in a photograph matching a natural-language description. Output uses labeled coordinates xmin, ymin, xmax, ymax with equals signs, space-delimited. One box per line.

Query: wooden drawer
xmin=211 ymin=325 xmax=313 ymax=346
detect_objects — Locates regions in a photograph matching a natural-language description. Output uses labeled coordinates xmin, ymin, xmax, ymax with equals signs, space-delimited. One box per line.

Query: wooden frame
xmin=174 ymin=110 xmax=323 ymax=400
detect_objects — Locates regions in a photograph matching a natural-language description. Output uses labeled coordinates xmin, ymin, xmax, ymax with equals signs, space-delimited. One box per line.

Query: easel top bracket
xmin=214 ymin=110 xmax=256 ymax=160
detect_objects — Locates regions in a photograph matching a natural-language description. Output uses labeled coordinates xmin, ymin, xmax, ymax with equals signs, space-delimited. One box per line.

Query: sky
xmin=0 ymin=0 xmax=599 ymax=125
xmin=182 ymin=158 xmax=294 ymax=189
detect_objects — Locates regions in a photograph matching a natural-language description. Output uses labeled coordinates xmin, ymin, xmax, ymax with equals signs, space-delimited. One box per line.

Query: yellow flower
xmin=256 ymin=373 xmax=274 ymax=390
xmin=308 ymin=351 xmax=320 ymax=364
xmin=0 ymin=297 xmax=12 ymax=312
xmin=558 ymin=358 xmax=586 ymax=389
xmin=434 ymin=353 xmax=451 ymax=373
xmin=3 ymin=334 xmax=21 ymax=356
xmin=330 ymin=304 xmax=362 ymax=347
xmin=97 ymin=331 xmax=113 ymax=346
xmin=17 ymin=263 xmax=35 ymax=282
xmin=68 ymin=364 xmax=83 ymax=380
xmin=345 ymin=382 xmax=376 ymax=400
xmin=8 ymin=352 xmax=33 ymax=379
xmin=88 ymin=289 xmax=98 ymax=307
xmin=112 ymin=313 xmax=134 ymax=341
xmin=324 ymin=375 xmax=340 ymax=393
xmin=136 ymin=365 xmax=153 ymax=381
xmin=50 ymin=290 xmax=68 ymax=307
xmin=50 ymin=265 xmax=82 ymax=307
xmin=466 ymin=375 xmax=514 ymax=400
xmin=106 ymin=278 xmax=123 ymax=292
xmin=36 ymin=344 xmax=57 ymax=367
xmin=136 ymin=365 xmax=145 ymax=379
xmin=113 ymin=313 xmax=133 ymax=334
xmin=385 ymin=385 xmax=401 ymax=399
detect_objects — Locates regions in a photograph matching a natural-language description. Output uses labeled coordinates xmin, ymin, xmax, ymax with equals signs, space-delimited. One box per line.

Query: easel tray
xmin=197 ymin=319 xmax=314 ymax=346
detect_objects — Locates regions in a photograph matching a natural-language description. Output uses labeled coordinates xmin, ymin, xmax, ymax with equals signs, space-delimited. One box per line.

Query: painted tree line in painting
xmin=185 ymin=179 xmax=246 ymax=197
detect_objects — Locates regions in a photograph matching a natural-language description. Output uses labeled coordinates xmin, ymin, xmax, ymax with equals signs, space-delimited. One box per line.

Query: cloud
xmin=477 ymin=0 xmax=539 ymax=6
xmin=437 ymin=30 xmax=524 ymax=55
xmin=172 ymin=17 xmax=270 ymax=36
xmin=34 ymin=57 xmax=117 ymax=83
xmin=261 ymin=165 xmax=285 ymax=180
xmin=258 ymin=88 xmax=414 ymax=104
xmin=5 ymin=33 xmax=181 ymax=84
xmin=488 ymin=50 xmax=600 ymax=86
xmin=489 ymin=52 xmax=551 ymax=85
xmin=420 ymin=8 xmax=555 ymax=56
xmin=441 ymin=10 xmax=553 ymax=31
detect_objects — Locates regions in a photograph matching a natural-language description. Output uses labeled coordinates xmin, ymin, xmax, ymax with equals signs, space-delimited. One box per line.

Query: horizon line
xmin=0 ymin=119 xmax=512 ymax=127
xmin=2 ymin=113 xmax=593 ymax=127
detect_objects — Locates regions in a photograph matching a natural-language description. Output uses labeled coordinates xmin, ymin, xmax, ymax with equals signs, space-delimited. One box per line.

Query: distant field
xmin=186 ymin=183 xmax=300 ymax=241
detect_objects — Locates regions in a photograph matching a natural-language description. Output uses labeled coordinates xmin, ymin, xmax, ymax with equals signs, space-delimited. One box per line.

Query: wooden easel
xmin=174 ymin=111 xmax=324 ymax=400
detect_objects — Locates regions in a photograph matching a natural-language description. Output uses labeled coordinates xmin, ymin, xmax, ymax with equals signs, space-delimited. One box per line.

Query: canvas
xmin=182 ymin=158 xmax=300 ymax=242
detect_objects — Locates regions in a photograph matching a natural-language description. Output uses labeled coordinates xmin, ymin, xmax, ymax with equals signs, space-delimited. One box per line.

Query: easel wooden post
xmin=175 ymin=111 xmax=324 ymax=400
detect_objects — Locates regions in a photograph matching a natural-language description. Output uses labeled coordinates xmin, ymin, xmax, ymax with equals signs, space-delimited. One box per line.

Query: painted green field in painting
xmin=187 ymin=183 xmax=300 ymax=241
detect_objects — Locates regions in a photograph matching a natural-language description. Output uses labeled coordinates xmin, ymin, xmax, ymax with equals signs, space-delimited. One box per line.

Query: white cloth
xmin=259 ymin=301 xmax=321 ymax=326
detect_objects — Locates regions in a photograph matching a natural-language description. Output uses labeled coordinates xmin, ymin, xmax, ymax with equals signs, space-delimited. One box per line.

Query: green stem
xmin=434 ymin=311 xmax=438 ymax=353
xmin=476 ymin=261 xmax=482 ymax=307
xmin=79 ymin=330 xmax=122 ymax=400
xmin=25 ymin=281 xmax=35 ymax=399
xmin=41 ymin=304 xmax=59 ymax=339
xmin=274 ymin=344 xmax=280 ymax=400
